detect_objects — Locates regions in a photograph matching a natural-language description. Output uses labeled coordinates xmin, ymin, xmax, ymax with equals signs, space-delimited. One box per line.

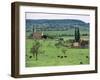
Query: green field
xmin=26 ymin=38 xmax=89 ymax=67
xmin=25 ymin=19 xmax=90 ymax=67
xmin=26 ymin=28 xmax=89 ymax=38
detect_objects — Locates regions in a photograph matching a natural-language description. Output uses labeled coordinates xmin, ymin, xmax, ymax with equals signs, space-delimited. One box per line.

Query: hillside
xmin=26 ymin=19 xmax=89 ymax=32
xmin=26 ymin=19 xmax=89 ymax=38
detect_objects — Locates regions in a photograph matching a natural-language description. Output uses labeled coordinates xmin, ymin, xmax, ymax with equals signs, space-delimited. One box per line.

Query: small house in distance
xmin=71 ymin=27 xmax=89 ymax=48
xmin=72 ymin=42 xmax=80 ymax=48
xmin=33 ymin=32 xmax=43 ymax=39
xmin=32 ymin=26 xmax=48 ymax=39
xmin=71 ymin=39 xmax=89 ymax=48
xmin=32 ymin=26 xmax=43 ymax=39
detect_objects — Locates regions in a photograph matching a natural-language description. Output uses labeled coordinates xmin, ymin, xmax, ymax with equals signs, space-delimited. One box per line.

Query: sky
xmin=25 ymin=12 xmax=90 ymax=23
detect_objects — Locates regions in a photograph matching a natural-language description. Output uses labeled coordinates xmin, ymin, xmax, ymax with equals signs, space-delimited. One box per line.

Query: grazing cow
xmin=42 ymin=35 xmax=48 ymax=39
xmin=80 ymin=62 xmax=83 ymax=64
xmin=29 ymin=56 xmax=32 ymax=59
xmin=60 ymin=56 xmax=63 ymax=58
xmin=57 ymin=56 xmax=60 ymax=58
xmin=64 ymin=56 xmax=67 ymax=58
xmin=86 ymin=56 xmax=89 ymax=58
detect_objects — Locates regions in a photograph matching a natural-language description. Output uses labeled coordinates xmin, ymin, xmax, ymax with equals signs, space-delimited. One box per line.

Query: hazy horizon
xmin=25 ymin=12 xmax=90 ymax=23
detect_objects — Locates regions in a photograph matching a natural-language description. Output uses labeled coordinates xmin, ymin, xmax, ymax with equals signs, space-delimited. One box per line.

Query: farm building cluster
xmin=32 ymin=32 xmax=89 ymax=49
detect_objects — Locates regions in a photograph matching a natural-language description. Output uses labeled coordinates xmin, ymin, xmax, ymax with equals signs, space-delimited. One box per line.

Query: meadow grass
xmin=26 ymin=38 xmax=89 ymax=67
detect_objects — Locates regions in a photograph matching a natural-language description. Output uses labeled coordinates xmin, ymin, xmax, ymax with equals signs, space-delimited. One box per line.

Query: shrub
xmin=61 ymin=47 xmax=67 ymax=54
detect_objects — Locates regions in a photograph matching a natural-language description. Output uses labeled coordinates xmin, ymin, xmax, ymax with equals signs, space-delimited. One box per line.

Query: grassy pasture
xmin=25 ymin=19 xmax=90 ymax=67
xmin=26 ymin=38 xmax=89 ymax=67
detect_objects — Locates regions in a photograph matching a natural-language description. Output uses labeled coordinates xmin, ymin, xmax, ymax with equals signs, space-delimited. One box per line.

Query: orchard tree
xmin=30 ymin=40 xmax=41 ymax=60
xmin=61 ymin=47 xmax=67 ymax=54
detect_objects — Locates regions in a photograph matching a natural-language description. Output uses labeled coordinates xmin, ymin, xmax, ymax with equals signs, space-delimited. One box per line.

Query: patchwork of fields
xmin=25 ymin=19 xmax=90 ymax=67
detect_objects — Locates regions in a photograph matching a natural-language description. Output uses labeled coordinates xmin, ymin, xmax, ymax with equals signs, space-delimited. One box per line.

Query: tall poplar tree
xmin=75 ymin=27 xmax=80 ymax=42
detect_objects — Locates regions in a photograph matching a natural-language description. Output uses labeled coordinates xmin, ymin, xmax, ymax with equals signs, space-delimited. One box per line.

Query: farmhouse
xmin=33 ymin=32 xmax=48 ymax=39
xmin=72 ymin=39 xmax=89 ymax=48
xmin=72 ymin=42 xmax=80 ymax=48
xmin=32 ymin=27 xmax=48 ymax=39
xmin=33 ymin=32 xmax=43 ymax=39
xmin=80 ymin=39 xmax=89 ymax=48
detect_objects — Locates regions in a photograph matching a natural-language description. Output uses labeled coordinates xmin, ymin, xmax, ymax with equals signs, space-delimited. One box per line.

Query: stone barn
xmin=71 ymin=39 xmax=89 ymax=48
xmin=72 ymin=42 xmax=80 ymax=48
xmin=32 ymin=27 xmax=48 ymax=39
xmin=33 ymin=32 xmax=43 ymax=39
